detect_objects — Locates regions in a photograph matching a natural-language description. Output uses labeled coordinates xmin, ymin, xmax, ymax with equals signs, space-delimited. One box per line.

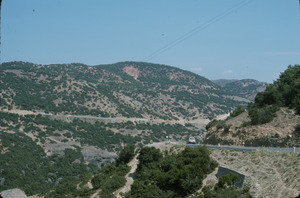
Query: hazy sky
xmin=2 ymin=0 xmax=300 ymax=82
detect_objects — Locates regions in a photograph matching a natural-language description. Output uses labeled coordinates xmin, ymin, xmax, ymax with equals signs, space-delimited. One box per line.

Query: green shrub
xmin=248 ymin=104 xmax=278 ymax=125
xmin=223 ymin=124 xmax=232 ymax=133
xmin=218 ymin=172 xmax=238 ymax=188
xmin=230 ymin=106 xmax=245 ymax=117
xmin=131 ymin=146 xmax=218 ymax=197
xmin=116 ymin=144 xmax=136 ymax=166
xmin=216 ymin=121 xmax=226 ymax=130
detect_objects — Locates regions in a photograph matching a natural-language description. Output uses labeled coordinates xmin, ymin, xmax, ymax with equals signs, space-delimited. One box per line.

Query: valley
xmin=0 ymin=62 xmax=299 ymax=197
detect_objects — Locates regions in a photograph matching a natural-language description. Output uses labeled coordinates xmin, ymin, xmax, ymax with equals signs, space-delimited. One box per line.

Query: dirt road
xmin=114 ymin=154 xmax=139 ymax=198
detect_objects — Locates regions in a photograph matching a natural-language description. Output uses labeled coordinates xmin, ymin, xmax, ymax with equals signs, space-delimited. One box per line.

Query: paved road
xmin=173 ymin=142 xmax=300 ymax=153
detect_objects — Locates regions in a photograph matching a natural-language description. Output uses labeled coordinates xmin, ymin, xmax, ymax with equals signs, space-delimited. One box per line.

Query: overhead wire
xmin=142 ymin=0 xmax=253 ymax=62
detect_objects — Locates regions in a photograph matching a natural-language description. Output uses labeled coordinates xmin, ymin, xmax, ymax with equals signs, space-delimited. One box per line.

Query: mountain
xmin=0 ymin=62 xmax=299 ymax=197
xmin=213 ymin=79 xmax=268 ymax=100
xmin=1 ymin=61 xmax=248 ymax=120
xmin=0 ymin=61 xmax=248 ymax=195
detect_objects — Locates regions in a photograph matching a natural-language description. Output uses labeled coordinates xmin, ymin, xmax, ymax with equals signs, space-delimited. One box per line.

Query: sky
xmin=2 ymin=0 xmax=300 ymax=83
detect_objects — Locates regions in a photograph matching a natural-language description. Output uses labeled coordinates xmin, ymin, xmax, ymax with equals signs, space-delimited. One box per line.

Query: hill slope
xmin=0 ymin=61 xmax=249 ymax=195
xmin=0 ymin=61 xmax=247 ymax=120
xmin=213 ymin=79 xmax=268 ymax=101
xmin=205 ymin=107 xmax=300 ymax=147
xmin=206 ymin=65 xmax=300 ymax=147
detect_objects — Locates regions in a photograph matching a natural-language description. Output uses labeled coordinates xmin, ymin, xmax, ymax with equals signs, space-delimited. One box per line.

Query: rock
xmin=0 ymin=188 xmax=27 ymax=198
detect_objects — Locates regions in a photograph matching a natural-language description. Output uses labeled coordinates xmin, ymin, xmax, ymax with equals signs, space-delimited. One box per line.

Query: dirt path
xmin=90 ymin=189 xmax=101 ymax=198
xmin=114 ymin=154 xmax=139 ymax=198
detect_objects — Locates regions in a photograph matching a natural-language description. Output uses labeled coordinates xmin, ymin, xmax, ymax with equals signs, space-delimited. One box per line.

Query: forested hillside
xmin=0 ymin=61 xmax=249 ymax=196
xmin=44 ymin=145 xmax=251 ymax=198
xmin=0 ymin=61 xmax=247 ymax=120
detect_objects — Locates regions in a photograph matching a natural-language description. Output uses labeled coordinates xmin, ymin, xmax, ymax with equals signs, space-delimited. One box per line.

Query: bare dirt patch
xmin=123 ymin=65 xmax=141 ymax=80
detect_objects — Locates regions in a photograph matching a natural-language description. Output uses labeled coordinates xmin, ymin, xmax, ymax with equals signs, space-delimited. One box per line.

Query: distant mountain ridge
xmin=0 ymin=61 xmax=248 ymax=120
xmin=213 ymin=79 xmax=268 ymax=100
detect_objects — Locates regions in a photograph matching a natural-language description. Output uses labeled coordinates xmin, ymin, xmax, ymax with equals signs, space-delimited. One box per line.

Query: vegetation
xmin=205 ymin=119 xmax=231 ymax=134
xmin=127 ymin=146 xmax=218 ymax=197
xmin=0 ymin=132 xmax=98 ymax=196
xmin=230 ymin=106 xmax=245 ymax=117
xmin=247 ymin=103 xmax=278 ymax=125
xmin=206 ymin=119 xmax=224 ymax=130
xmin=210 ymin=65 xmax=300 ymax=128
xmin=0 ymin=111 xmax=201 ymax=153
xmin=0 ymin=61 xmax=247 ymax=119
xmin=116 ymin=144 xmax=136 ymax=166
xmin=247 ymin=65 xmax=300 ymax=125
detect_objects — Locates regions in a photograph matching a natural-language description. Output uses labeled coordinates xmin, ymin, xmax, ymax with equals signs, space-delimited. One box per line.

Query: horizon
xmin=1 ymin=60 xmax=272 ymax=83
xmin=2 ymin=0 xmax=300 ymax=83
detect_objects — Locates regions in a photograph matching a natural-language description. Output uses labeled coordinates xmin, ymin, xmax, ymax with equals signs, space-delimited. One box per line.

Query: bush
xmin=218 ymin=172 xmax=238 ymax=188
xmin=230 ymin=106 xmax=245 ymax=117
xmin=248 ymin=104 xmax=278 ymax=125
xmin=132 ymin=146 xmax=218 ymax=197
xmin=223 ymin=124 xmax=232 ymax=133
xmin=255 ymin=84 xmax=281 ymax=107
xmin=137 ymin=147 xmax=162 ymax=167
xmin=116 ymin=144 xmax=136 ymax=166
xmin=216 ymin=121 xmax=226 ymax=130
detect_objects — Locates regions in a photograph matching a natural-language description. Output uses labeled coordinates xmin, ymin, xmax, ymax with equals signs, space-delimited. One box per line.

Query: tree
xmin=217 ymin=172 xmax=238 ymax=188
xmin=116 ymin=144 xmax=136 ymax=166
xmin=255 ymin=84 xmax=280 ymax=107
xmin=230 ymin=106 xmax=245 ymax=117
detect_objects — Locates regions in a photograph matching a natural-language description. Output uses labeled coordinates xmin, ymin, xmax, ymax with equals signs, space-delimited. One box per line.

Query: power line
xmin=142 ymin=0 xmax=253 ymax=62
